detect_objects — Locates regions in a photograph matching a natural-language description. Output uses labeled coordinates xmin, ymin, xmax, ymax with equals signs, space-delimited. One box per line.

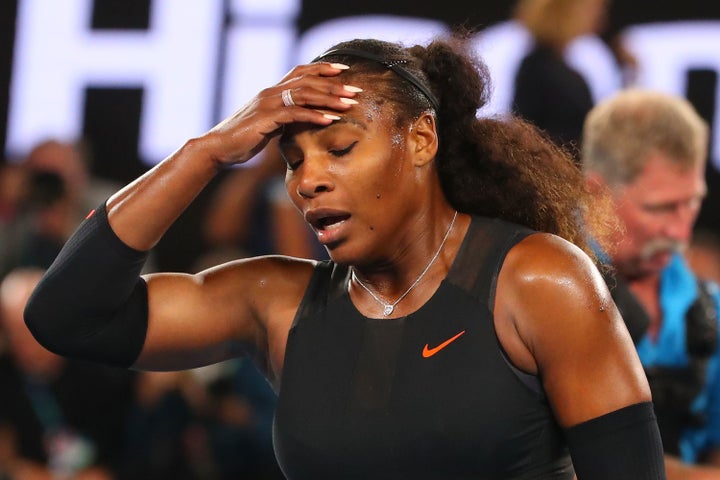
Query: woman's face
xmin=280 ymin=90 xmax=424 ymax=266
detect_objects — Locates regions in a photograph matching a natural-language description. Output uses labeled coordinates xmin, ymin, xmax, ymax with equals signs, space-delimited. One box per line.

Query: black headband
xmin=312 ymin=47 xmax=439 ymax=111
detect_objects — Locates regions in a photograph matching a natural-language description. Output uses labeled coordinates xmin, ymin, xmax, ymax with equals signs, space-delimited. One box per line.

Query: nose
xmin=294 ymin=156 xmax=333 ymax=199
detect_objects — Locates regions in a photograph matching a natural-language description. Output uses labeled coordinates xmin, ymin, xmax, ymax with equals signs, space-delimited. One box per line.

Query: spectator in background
xmin=0 ymin=163 xmax=28 ymax=276
xmin=121 ymin=369 xmax=201 ymax=480
xmin=123 ymin=361 xmax=284 ymax=480
xmin=0 ymin=139 xmax=155 ymax=279
xmin=0 ymin=267 xmax=136 ymax=479
xmin=0 ymin=140 xmax=121 ymax=276
xmin=17 ymin=169 xmax=75 ymax=270
xmin=21 ymin=139 xmax=119 ymax=216
xmin=16 ymin=142 xmax=286 ymax=479
xmin=582 ymin=89 xmax=720 ymax=478
xmin=688 ymin=229 xmax=720 ymax=286
xmin=195 ymin=359 xmax=284 ymax=480
xmin=0 ymin=162 xmax=26 ymax=225
xmin=512 ymin=0 xmax=609 ymax=159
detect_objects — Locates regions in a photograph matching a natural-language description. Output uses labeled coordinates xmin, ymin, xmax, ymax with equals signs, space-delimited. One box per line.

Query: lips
xmin=305 ymin=208 xmax=351 ymax=244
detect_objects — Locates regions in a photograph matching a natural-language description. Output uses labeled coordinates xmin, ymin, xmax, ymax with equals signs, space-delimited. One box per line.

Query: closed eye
xmin=329 ymin=141 xmax=357 ymax=157
xmin=285 ymin=159 xmax=302 ymax=171
xmin=280 ymin=150 xmax=302 ymax=171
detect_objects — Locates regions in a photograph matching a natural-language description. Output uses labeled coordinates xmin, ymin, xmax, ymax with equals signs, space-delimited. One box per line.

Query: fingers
xmin=280 ymin=61 xmax=350 ymax=81
xmin=274 ymin=62 xmax=362 ymax=121
xmin=278 ymin=83 xmax=361 ymax=116
xmin=202 ymin=62 xmax=362 ymax=166
xmin=280 ymin=88 xmax=296 ymax=107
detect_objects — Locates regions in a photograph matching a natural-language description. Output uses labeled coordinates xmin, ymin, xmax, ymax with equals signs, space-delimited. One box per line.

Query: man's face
xmin=609 ymin=151 xmax=706 ymax=279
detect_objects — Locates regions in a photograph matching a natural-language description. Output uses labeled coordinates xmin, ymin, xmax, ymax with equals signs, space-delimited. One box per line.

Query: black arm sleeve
xmin=566 ymin=401 xmax=666 ymax=479
xmin=24 ymin=203 xmax=149 ymax=368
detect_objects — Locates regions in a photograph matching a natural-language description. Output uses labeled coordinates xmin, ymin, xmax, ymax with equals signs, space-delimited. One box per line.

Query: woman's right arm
xmin=23 ymin=61 xmax=359 ymax=373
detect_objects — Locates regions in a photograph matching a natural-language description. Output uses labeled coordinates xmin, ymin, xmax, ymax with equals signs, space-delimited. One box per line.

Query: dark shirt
xmin=273 ymin=216 xmax=573 ymax=479
xmin=512 ymin=43 xmax=594 ymax=158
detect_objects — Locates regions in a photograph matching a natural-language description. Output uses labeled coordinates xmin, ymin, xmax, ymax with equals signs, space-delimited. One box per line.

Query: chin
xmin=323 ymin=241 xmax=354 ymax=265
xmin=629 ymin=259 xmax=669 ymax=279
xmin=326 ymin=242 xmax=380 ymax=269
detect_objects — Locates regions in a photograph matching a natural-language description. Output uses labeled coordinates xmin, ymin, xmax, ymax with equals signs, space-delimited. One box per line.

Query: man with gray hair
xmin=582 ymin=89 xmax=720 ymax=478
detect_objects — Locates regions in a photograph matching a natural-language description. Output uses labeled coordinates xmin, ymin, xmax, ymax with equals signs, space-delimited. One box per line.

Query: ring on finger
xmin=281 ymin=89 xmax=295 ymax=107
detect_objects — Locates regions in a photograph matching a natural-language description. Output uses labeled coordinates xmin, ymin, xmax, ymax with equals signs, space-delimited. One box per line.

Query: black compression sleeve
xmin=566 ymin=401 xmax=666 ymax=480
xmin=24 ymin=203 xmax=149 ymax=368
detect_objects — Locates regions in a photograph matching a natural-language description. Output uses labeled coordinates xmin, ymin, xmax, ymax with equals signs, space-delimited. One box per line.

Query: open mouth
xmin=305 ymin=210 xmax=351 ymax=233
xmin=316 ymin=215 xmax=350 ymax=230
xmin=315 ymin=214 xmax=349 ymax=231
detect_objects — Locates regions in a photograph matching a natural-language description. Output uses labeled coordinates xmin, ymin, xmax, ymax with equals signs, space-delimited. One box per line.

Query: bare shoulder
xmin=495 ymin=233 xmax=649 ymax=426
xmin=502 ymin=232 xmax=605 ymax=296
xmin=494 ymin=233 xmax=611 ymax=374
xmin=497 ymin=232 xmax=613 ymax=343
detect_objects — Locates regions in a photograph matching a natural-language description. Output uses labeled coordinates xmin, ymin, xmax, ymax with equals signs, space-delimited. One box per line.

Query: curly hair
xmin=315 ymin=33 xmax=615 ymax=258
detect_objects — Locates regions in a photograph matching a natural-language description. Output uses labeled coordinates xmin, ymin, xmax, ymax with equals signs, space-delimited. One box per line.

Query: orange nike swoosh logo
xmin=422 ymin=330 xmax=466 ymax=358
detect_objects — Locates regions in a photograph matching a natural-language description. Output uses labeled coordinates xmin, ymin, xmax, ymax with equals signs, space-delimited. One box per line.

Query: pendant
xmin=383 ymin=304 xmax=394 ymax=316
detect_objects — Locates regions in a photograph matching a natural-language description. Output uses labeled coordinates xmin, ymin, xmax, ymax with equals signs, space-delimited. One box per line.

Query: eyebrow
xmin=279 ymin=116 xmax=368 ymax=147
xmin=320 ymin=115 xmax=368 ymax=132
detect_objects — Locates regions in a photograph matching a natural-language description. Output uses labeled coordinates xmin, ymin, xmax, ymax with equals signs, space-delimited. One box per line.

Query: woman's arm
xmin=494 ymin=233 xmax=664 ymax=479
xmin=496 ymin=233 xmax=649 ymax=422
xmin=24 ymin=61 xmax=358 ymax=374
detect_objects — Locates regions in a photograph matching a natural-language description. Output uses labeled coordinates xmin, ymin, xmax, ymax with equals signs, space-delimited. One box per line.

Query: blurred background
xmin=0 ymin=0 xmax=718 ymax=273
xmin=0 ymin=1 xmax=719 ymax=478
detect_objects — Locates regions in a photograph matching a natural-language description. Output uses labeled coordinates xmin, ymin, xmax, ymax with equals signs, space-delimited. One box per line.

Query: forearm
xmin=24 ymin=205 xmax=150 ymax=367
xmin=107 ymin=135 xmax=220 ymax=251
xmin=566 ymin=402 xmax=665 ymax=479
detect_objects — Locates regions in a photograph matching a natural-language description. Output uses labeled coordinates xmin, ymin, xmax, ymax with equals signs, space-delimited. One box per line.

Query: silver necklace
xmin=350 ymin=210 xmax=458 ymax=317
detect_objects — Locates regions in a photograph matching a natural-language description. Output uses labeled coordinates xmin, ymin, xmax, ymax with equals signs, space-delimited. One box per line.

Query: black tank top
xmin=273 ymin=216 xmax=574 ymax=479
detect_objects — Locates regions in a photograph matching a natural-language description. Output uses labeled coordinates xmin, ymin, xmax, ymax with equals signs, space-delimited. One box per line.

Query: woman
xmin=512 ymin=0 xmax=608 ymax=157
xmin=25 ymin=35 xmax=664 ymax=478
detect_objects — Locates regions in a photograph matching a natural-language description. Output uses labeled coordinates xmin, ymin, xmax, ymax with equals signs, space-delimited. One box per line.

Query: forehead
xmin=621 ymin=152 xmax=706 ymax=201
xmin=279 ymin=98 xmax=397 ymax=147
xmin=630 ymin=152 xmax=703 ymax=185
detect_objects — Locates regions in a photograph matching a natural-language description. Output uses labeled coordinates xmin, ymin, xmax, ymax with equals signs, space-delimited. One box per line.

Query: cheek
xmin=284 ymin=174 xmax=300 ymax=204
xmin=623 ymin=210 xmax=664 ymax=246
xmin=356 ymin=152 xmax=404 ymax=195
xmin=617 ymin=204 xmax=652 ymax=242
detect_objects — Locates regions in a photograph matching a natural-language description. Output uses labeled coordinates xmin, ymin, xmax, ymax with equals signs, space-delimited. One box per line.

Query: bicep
xmin=133 ymin=272 xmax=247 ymax=371
xmin=501 ymin=235 xmax=650 ymax=428
xmin=538 ymin=296 xmax=650 ymax=427
xmin=134 ymin=257 xmax=309 ymax=372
